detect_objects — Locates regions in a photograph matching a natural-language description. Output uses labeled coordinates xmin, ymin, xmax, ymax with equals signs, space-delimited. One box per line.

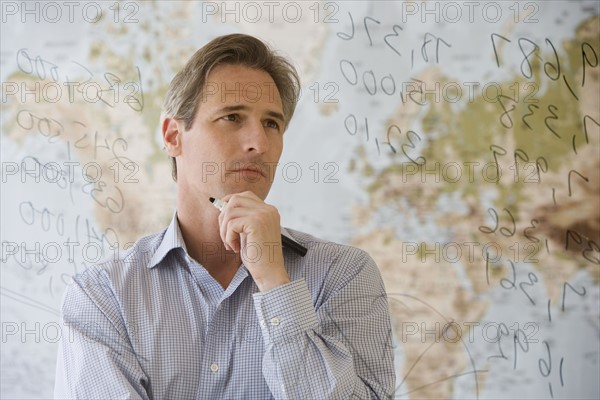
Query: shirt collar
xmin=147 ymin=211 xmax=187 ymax=269
xmin=147 ymin=212 xmax=305 ymax=269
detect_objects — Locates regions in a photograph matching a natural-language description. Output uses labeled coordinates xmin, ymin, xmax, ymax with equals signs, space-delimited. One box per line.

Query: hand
xmin=218 ymin=191 xmax=290 ymax=291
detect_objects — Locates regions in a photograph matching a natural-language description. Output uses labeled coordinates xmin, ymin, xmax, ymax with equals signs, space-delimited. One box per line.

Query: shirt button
xmin=210 ymin=363 xmax=219 ymax=373
xmin=270 ymin=317 xmax=280 ymax=326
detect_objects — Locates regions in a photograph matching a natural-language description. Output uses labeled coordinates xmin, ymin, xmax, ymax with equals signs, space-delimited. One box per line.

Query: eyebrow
xmin=215 ymin=105 xmax=285 ymax=123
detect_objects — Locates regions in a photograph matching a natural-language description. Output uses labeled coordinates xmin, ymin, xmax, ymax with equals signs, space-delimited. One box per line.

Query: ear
xmin=162 ymin=117 xmax=184 ymax=157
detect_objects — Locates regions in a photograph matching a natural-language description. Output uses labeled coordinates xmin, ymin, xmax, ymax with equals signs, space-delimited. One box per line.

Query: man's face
xmin=168 ymin=64 xmax=285 ymax=202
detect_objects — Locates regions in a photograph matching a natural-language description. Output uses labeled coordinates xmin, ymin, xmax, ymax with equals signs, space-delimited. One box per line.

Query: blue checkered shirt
xmin=54 ymin=213 xmax=395 ymax=399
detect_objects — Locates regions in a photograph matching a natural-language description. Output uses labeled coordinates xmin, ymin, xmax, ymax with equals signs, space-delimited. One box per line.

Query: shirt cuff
xmin=252 ymin=279 xmax=319 ymax=345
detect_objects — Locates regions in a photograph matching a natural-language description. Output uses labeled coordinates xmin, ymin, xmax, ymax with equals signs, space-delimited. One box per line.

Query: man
xmin=54 ymin=34 xmax=395 ymax=399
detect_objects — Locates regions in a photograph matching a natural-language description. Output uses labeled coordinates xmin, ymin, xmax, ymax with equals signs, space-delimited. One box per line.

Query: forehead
xmin=201 ymin=64 xmax=283 ymax=110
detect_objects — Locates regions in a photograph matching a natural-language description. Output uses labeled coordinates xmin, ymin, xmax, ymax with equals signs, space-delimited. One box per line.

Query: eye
xmin=221 ymin=114 xmax=239 ymax=122
xmin=265 ymin=119 xmax=281 ymax=131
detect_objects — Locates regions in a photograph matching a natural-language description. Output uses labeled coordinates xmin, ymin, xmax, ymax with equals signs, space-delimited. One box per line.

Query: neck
xmin=176 ymin=185 xmax=241 ymax=288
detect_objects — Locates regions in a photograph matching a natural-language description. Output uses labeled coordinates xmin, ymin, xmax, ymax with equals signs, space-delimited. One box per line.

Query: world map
xmin=1 ymin=1 xmax=598 ymax=398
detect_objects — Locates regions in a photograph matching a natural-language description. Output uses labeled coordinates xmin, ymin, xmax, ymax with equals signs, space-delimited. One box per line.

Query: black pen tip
xmin=209 ymin=197 xmax=215 ymax=203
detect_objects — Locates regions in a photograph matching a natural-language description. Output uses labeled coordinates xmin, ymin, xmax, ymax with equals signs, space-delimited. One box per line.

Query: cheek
xmin=270 ymin=138 xmax=284 ymax=158
xmin=184 ymin=135 xmax=222 ymax=160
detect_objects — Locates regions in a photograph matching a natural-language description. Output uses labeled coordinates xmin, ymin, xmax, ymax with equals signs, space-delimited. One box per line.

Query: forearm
xmin=253 ymin=279 xmax=395 ymax=399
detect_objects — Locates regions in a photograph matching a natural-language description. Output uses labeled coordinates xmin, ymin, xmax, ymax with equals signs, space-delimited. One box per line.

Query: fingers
xmin=218 ymin=193 xmax=260 ymax=252
xmin=217 ymin=192 xmax=280 ymax=254
xmin=218 ymin=207 xmax=247 ymax=252
xmin=221 ymin=191 xmax=260 ymax=206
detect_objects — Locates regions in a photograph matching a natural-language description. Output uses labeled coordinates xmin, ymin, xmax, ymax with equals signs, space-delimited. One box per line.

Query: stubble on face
xmin=179 ymin=64 xmax=285 ymax=201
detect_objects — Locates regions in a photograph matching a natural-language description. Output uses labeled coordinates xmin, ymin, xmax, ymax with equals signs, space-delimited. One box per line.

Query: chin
xmin=223 ymin=183 xmax=271 ymax=198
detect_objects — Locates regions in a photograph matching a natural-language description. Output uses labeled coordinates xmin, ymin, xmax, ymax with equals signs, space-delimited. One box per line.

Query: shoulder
xmin=283 ymin=227 xmax=381 ymax=290
xmin=284 ymin=228 xmax=371 ymax=263
xmin=62 ymin=228 xmax=167 ymax=308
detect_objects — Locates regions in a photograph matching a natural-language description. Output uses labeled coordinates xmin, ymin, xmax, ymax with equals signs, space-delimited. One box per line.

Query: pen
xmin=209 ymin=197 xmax=308 ymax=257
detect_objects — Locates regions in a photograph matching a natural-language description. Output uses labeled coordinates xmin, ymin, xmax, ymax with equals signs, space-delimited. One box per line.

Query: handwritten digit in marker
xmin=563 ymin=74 xmax=578 ymax=100
xmin=559 ymin=357 xmax=564 ymax=386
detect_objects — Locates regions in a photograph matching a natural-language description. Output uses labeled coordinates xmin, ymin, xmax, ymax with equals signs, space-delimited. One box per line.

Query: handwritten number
xmin=490 ymin=144 xmax=507 ymax=182
xmin=384 ymin=125 xmax=401 ymax=154
xmin=500 ymin=259 xmax=517 ymax=290
xmin=519 ymin=272 xmax=538 ymax=305
xmin=499 ymin=208 xmax=516 ymax=237
xmin=421 ymin=33 xmax=451 ymax=63
xmin=535 ymin=157 xmax=548 ymax=183
xmin=479 ymin=208 xmax=499 ymax=234
xmin=513 ymin=329 xmax=530 ymax=369
xmin=583 ymin=241 xmax=600 ymax=264
xmin=524 ymin=219 xmax=540 ymax=243
xmin=522 ymin=104 xmax=539 ymax=130
xmin=581 ymin=42 xmax=598 ymax=87
xmin=561 ymin=282 xmax=586 ymax=311
xmin=110 ymin=138 xmax=133 ymax=166
xmin=539 ymin=341 xmax=552 ymax=377
xmin=402 ymin=130 xmax=425 ymax=165
xmin=574 ymin=115 xmax=599 ymax=154
xmin=567 ymin=170 xmax=589 ymax=197
xmin=513 ymin=149 xmax=529 ymax=181
xmin=344 ymin=114 xmax=357 ymax=136
xmin=544 ymin=105 xmax=560 ymax=138
xmin=497 ymin=95 xmax=517 ymax=129
xmin=491 ymin=34 xmax=511 ymax=67
xmin=336 ymin=12 xmax=354 ymax=40
xmin=518 ymin=38 xmax=539 ymax=79
xmin=543 ymin=38 xmax=560 ymax=81
xmin=488 ymin=323 xmax=510 ymax=360
xmin=567 ymin=230 xmax=600 ymax=265
xmin=383 ymin=25 xmax=404 ymax=57
xmin=363 ymin=17 xmax=381 ymax=46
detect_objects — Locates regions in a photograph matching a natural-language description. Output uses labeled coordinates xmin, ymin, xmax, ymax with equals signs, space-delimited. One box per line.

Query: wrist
xmin=253 ymin=272 xmax=291 ymax=292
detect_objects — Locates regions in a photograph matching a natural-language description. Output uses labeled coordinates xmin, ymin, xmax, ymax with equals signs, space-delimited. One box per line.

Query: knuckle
xmin=228 ymin=195 xmax=241 ymax=207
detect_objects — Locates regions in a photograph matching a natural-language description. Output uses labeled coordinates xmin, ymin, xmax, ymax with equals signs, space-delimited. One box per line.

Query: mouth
xmin=229 ymin=166 xmax=265 ymax=178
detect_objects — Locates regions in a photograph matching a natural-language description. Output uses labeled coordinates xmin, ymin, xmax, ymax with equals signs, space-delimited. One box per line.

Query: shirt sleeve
xmin=54 ymin=267 xmax=150 ymax=400
xmin=252 ymin=249 xmax=396 ymax=399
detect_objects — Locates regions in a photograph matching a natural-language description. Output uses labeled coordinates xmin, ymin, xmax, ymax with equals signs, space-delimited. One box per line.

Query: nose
xmin=243 ymin=120 xmax=269 ymax=154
